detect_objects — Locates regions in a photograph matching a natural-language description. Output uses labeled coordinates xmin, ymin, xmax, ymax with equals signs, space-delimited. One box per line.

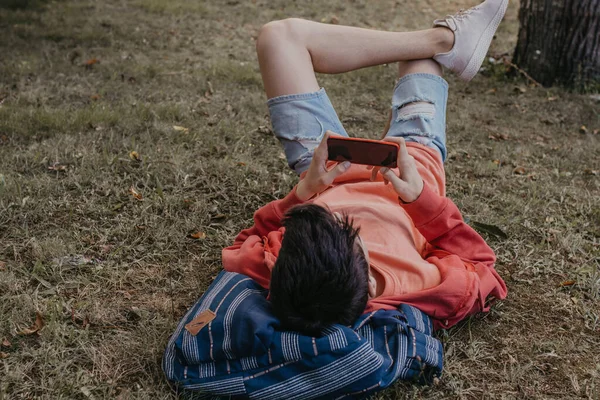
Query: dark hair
xmin=270 ymin=203 xmax=369 ymax=336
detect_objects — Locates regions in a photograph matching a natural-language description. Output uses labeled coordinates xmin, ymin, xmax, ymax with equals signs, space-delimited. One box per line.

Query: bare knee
xmin=256 ymin=18 xmax=307 ymax=55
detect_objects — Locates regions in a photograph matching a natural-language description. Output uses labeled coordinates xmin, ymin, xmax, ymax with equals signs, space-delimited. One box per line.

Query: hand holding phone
xmin=327 ymin=137 xmax=399 ymax=168
xmin=371 ymin=137 xmax=424 ymax=203
xmin=296 ymin=131 xmax=352 ymax=201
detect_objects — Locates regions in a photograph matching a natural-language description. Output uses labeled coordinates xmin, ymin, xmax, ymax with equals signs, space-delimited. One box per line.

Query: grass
xmin=0 ymin=0 xmax=599 ymax=398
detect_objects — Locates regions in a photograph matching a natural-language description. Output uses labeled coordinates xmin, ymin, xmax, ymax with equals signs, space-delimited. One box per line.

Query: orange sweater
xmin=222 ymin=143 xmax=507 ymax=330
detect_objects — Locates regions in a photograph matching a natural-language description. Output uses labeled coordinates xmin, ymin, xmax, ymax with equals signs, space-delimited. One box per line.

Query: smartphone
xmin=327 ymin=137 xmax=399 ymax=168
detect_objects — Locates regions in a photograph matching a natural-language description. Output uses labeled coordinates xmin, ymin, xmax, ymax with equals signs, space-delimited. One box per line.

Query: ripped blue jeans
xmin=267 ymin=73 xmax=448 ymax=175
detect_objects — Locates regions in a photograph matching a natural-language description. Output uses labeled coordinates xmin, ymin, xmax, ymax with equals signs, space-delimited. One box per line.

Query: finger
xmin=324 ymin=160 xmax=351 ymax=183
xmin=380 ymin=136 xmax=404 ymax=145
xmin=380 ymin=167 xmax=407 ymax=190
xmin=370 ymin=166 xmax=381 ymax=182
xmin=313 ymin=131 xmax=334 ymax=162
xmin=396 ymin=137 xmax=411 ymax=162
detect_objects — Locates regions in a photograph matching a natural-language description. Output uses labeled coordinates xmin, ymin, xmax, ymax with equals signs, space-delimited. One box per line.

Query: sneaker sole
xmin=459 ymin=0 xmax=509 ymax=81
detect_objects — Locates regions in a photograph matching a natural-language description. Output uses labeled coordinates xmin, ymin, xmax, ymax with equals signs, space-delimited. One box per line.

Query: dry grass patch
xmin=1 ymin=0 xmax=599 ymax=399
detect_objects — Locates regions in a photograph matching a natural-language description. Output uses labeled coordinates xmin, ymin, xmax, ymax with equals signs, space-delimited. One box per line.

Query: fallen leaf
xmin=257 ymin=125 xmax=272 ymax=135
xmin=129 ymin=151 xmax=141 ymax=161
xmin=84 ymin=58 xmax=99 ymax=68
xmin=90 ymin=94 xmax=101 ymax=101
xmin=513 ymin=166 xmax=526 ymax=175
xmin=0 ymin=352 xmax=8 ymax=359
xmin=19 ymin=312 xmax=44 ymax=336
xmin=1 ymin=338 xmax=10 ymax=348
xmin=330 ymin=16 xmax=339 ymax=24
xmin=486 ymin=88 xmax=497 ymax=94
xmin=545 ymin=216 xmax=555 ymax=223
xmin=190 ymin=231 xmax=206 ymax=240
xmin=593 ymin=129 xmax=599 ymax=135
xmin=560 ymin=280 xmax=576 ymax=287
xmin=579 ymin=125 xmax=588 ymax=134
xmin=514 ymin=86 xmax=527 ymax=94
xmin=206 ymin=81 xmax=214 ymax=95
xmin=0 ymin=260 xmax=6 ymax=271
xmin=128 ymin=186 xmax=143 ymax=200
xmin=584 ymin=169 xmax=598 ymax=176
xmin=48 ymin=163 xmax=67 ymax=172
xmin=173 ymin=125 xmax=189 ymax=133
xmin=488 ymin=133 xmax=509 ymax=141
xmin=237 ymin=162 xmax=246 ymax=166
xmin=547 ymin=96 xmax=558 ymax=101
xmin=469 ymin=221 xmax=508 ymax=239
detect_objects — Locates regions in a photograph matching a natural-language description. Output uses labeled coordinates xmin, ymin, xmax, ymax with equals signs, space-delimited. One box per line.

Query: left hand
xmin=368 ymin=137 xmax=423 ymax=203
xmin=296 ymin=131 xmax=351 ymax=201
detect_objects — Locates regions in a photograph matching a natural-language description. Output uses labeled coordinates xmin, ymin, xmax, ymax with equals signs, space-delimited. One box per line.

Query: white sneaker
xmin=433 ymin=0 xmax=509 ymax=82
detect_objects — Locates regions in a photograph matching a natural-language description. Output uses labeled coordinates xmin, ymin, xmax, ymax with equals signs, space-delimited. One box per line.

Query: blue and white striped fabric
xmin=163 ymin=271 xmax=443 ymax=399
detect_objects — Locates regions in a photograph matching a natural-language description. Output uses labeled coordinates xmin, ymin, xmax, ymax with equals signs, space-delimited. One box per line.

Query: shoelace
xmin=445 ymin=6 xmax=480 ymax=23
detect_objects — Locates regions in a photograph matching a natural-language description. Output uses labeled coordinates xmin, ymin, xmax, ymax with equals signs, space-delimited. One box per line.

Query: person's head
xmin=270 ymin=203 xmax=369 ymax=336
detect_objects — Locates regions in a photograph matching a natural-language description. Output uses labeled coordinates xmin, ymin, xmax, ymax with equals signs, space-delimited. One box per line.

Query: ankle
xmin=431 ymin=27 xmax=454 ymax=54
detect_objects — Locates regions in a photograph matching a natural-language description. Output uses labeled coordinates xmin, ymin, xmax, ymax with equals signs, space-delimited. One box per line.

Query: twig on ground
xmin=506 ymin=61 xmax=543 ymax=87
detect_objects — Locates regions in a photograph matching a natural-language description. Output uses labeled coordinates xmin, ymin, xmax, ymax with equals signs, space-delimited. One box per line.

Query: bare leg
xmin=256 ymin=18 xmax=454 ymax=98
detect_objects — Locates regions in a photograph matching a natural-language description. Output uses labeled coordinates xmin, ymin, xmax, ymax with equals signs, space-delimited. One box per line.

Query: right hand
xmin=296 ymin=131 xmax=351 ymax=201
xmin=369 ymin=137 xmax=424 ymax=203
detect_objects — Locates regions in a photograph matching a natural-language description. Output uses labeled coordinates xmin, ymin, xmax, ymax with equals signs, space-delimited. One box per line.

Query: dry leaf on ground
xmin=128 ymin=186 xmax=143 ymax=200
xmin=0 ymin=260 xmax=6 ymax=271
xmin=19 ymin=312 xmax=44 ymax=336
xmin=189 ymin=231 xmax=206 ymax=240
xmin=488 ymin=133 xmax=509 ymax=141
xmin=0 ymin=352 xmax=8 ymax=359
xmin=84 ymin=58 xmax=99 ymax=67
xmin=1 ymin=338 xmax=11 ymax=348
xmin=48 ymin=163 xmax=67 ymax=172
xmin=173 ymin=125 xmax=189 ymax=133
xmin=129 ymin=151 xmax=141 ymax=161
xmin=513 ymin=166 xmax=526 ymax=175
xmin=560 ymin=280 xmax=576 ymax=287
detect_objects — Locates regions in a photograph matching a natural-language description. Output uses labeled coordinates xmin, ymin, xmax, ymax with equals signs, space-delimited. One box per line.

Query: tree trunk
xmin=513 ymin=0 xmax=600 ymax=90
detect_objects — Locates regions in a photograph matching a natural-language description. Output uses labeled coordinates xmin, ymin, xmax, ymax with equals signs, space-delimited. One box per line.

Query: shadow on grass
xmin=0 ymin=0 xmax=50 ymax=9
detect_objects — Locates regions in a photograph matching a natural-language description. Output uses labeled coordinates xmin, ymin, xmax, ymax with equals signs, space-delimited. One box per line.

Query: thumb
xmin=325 ymin=161 xmax=351 ymax=182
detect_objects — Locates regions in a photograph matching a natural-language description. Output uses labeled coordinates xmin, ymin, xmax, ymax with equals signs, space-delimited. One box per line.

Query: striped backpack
xmin=163 ymin=271 xmax=443 ymax=399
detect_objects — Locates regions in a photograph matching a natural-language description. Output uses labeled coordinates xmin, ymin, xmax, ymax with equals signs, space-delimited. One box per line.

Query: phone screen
xmin=327 ymin=138 xmax=398 ymax=168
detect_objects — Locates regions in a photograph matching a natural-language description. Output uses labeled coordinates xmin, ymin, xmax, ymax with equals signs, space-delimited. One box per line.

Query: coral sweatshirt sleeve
xmin=400 ymin=183 xmax=508 ymax=328
xmin=221 ymin=187 xmax=304 ymax=289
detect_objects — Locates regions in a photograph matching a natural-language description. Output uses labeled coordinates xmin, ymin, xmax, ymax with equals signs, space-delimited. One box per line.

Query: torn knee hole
xmin=396 ymin=101 xmax=435 ymax=121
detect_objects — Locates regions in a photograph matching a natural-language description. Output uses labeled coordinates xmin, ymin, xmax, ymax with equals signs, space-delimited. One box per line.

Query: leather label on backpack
xmin=185 ymin=310 xmax=216 ymax=336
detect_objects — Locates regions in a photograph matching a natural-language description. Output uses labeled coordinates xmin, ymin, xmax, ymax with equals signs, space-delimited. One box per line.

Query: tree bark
xmin=513 ymin=0 xmax=600 ymax=90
